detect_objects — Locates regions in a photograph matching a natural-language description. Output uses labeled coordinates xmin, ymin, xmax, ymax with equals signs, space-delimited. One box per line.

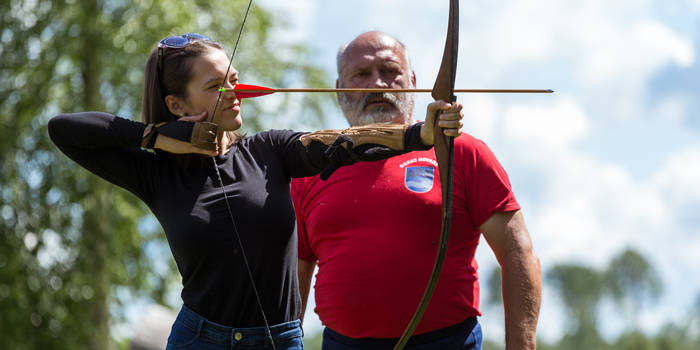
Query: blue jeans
xmin=166 ymin=305 xmax=303 ymax=349
xmin=322 ymin=317 xmax=482 ymax=350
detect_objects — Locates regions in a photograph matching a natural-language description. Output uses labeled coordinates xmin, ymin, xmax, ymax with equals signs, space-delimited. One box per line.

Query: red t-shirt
xmin=291 ymin=133 xmax=520 ymax=338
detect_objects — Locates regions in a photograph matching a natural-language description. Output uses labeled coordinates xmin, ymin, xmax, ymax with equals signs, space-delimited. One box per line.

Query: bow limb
xmin=393 ymin=0 xmax=458 ymax=349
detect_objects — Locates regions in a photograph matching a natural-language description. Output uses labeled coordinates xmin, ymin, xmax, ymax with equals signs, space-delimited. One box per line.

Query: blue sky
xmin=250 ymin=0 xmax=700 ymax=343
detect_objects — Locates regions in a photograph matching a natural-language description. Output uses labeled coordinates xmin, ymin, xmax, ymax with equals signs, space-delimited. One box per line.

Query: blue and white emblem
xmin=404 ymin=166 xmax=435 ymax=193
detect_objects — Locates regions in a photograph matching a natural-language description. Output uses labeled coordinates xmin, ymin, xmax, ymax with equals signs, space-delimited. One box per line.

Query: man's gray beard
xmin=339 ymin=91 xmax=415 ymax=127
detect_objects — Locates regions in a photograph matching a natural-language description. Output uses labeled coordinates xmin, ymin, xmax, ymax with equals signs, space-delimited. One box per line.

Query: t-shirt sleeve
xmin=460 ymin=138 xmax=520 ymax=229
xmin=291 ymin=177 xmax=318 ymax=262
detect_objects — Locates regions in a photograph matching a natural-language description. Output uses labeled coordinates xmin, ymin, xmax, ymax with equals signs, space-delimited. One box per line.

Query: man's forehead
xmin=357 ymin=33 xmax=400 ymax=49
xmin=343 ymin=43 xmax=406 ymax=66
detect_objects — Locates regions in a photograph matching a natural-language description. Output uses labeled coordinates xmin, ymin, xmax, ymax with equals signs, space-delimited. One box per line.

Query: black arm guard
xmin=141 ymin=120 xmax=218 ymax=151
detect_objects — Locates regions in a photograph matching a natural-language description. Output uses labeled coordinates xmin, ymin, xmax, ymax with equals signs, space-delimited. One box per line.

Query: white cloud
xmin=576 ymin=19 xmax=694 ymax=86
xmin=462 ymin=96 xmax=499 ymax=140
xmin=652 ymin=95 xmax=693 ymax=125
xmin=503 ymin=97 xmax=590 ymax=154
xmin=454 ymin=0 xmax=694 ymax=125
xmin=652 ymin=144 xmax=700 ymax=203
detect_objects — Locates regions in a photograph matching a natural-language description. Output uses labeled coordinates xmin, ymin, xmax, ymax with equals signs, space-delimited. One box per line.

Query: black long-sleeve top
xmin=48 ymin=112 xmax=426 ymax=327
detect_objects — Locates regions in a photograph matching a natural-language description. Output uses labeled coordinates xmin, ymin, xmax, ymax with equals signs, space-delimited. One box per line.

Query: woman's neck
xmin=217 ymin=130 xmax=232 ymax=155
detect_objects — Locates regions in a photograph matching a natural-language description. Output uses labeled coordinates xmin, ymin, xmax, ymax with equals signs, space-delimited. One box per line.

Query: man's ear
xmin=335 ymin=78 xmax=341 ymax=102
xmin=411 ymin=71 xmax=417 ymax=88
xmin=164 ymin=95 xmax=186 ymax=117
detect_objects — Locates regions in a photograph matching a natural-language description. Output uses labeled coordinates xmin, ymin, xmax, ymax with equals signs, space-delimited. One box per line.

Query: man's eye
xmin=383 ymin=67 xmax=400 ymax=74
xmin=352 ymin=71 xmax=369 ymax=79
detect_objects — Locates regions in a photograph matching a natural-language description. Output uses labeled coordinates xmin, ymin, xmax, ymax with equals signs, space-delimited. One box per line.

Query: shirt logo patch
xmin=405 ymin=166 xmax=434 ymax=193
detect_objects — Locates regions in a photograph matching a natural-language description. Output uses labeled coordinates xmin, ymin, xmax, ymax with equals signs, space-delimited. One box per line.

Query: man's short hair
xmin=336 ymin=32 xmax=413 ymax=79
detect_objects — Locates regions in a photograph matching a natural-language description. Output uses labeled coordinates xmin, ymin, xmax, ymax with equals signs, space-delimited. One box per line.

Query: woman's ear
xmin=164 ymin=95 xmax=186 ymax=117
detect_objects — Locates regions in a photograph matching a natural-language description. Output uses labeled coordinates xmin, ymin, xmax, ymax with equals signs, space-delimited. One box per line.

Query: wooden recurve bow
xmin=393 ymin=0 xmax=459 ymax=349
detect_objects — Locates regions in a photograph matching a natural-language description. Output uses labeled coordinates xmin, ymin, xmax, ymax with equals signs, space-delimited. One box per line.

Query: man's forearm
xmin=501 ymin=247 xmax=541 ymax=349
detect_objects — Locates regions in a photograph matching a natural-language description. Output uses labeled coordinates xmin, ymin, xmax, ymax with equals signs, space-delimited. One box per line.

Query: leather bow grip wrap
xmin=300 ymin=122 xmax=429 ymax=180
xmin=299 ymin=122 xmax=409 ymax=150
xmin=141 ymin=120 xmax=218 ymax=151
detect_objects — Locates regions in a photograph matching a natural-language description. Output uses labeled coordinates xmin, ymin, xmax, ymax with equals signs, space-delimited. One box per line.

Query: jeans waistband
xmin=326 ymin=316 xmax=478 ymax=346
xmin=176 ymin=304 xmax=300 ymax=346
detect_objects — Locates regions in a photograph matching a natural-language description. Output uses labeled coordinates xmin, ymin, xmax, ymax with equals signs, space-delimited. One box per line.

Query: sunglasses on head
xmin=157 ymin=33 xmax=212 ymax=72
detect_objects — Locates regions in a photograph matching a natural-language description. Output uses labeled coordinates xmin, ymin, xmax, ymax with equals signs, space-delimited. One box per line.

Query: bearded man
xmin=291 ymin=31 xmax=541 ymax=350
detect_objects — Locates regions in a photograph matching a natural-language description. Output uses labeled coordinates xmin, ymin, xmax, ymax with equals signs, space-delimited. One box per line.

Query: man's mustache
xmin=360 ymin=92 xmax=399 ymax=111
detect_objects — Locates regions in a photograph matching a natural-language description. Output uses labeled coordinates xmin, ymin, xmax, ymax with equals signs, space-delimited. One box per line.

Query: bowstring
xmin=209 ymin=0 xmax=277 ymax=348
xmin=209 ymin=0 xmax=253 ymax=123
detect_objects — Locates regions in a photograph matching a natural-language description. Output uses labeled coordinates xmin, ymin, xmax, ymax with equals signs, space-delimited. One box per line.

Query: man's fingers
xmin=438 ymin=103 xmax=463 ymax=137
xmin=425 ymin=101 xmax=464 ymax=138
xmin=426 ymin=100 xmax=452 ymax=121
xmin=438 ymin=120 xmax=463 ymax=138
xmin=441 ymin=125 xmax=462 ymax=136
xmin=438 ymin=119 xmax=463 ymax=128
xmin=438 ymin=111 xmax=462 ymax=120
xmin=441 ymin=103 xmax=462 ymax=114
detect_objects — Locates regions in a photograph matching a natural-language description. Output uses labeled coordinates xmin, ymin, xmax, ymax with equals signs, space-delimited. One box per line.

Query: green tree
xmin=546 ymin=264 xmax=608 ymax=350
xmin=543 ymin=249 xmax=664 ymax=350
xmin=0 ymin=0 xmax=329 ymax=349
xmin=604 ymin=248 xmax=662 ymax=329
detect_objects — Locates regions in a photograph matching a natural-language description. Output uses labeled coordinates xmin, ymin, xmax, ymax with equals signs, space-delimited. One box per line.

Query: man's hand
xmin=420 ymin=101 xmax=463 ymax=145
xmin=152 ymin=111 xmax=219 ymax=156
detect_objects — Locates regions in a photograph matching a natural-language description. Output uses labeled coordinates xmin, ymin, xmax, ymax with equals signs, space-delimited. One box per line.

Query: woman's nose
xmin=222 ymin=82 xmax=237 ymax=99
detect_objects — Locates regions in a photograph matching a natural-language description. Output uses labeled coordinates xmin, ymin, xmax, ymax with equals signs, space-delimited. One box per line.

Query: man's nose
xmin=369 ymin=71 xmax=389 ymax=88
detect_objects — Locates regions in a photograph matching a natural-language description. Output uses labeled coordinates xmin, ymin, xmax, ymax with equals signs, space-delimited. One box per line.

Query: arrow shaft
xmin=225 ymin=87 xmax=553 ymax=93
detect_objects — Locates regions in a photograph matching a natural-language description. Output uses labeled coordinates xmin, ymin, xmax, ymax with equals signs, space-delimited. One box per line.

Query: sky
xmin=250 ymin=0 xmax=700 ymax=343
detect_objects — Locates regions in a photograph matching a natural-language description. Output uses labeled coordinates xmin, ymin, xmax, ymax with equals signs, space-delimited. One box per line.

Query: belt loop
xmin=196 ymin=318 xmax=205 ymax=337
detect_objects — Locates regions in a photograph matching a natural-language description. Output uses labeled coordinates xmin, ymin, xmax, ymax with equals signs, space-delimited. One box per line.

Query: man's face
xmin=337 ymin=35 xmax=415 ymax=126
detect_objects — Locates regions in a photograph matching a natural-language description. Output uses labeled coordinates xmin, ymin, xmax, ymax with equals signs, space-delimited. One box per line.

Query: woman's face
xmin=183 ymin=48 xmax=242 ymax=131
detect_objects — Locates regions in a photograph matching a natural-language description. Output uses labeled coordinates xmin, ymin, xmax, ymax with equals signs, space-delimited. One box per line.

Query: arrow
xmin=222 ymin=84 xmax=553 ymax=99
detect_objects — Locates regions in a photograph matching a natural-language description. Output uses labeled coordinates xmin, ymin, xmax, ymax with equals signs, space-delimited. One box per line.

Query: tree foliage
xmin=0 ymin=0 xmax=330 ymax=348
xmin=541 ymin=249 xmax=693 ymax=350
xmin=484 ymin=248 xmax=697 ymax=349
